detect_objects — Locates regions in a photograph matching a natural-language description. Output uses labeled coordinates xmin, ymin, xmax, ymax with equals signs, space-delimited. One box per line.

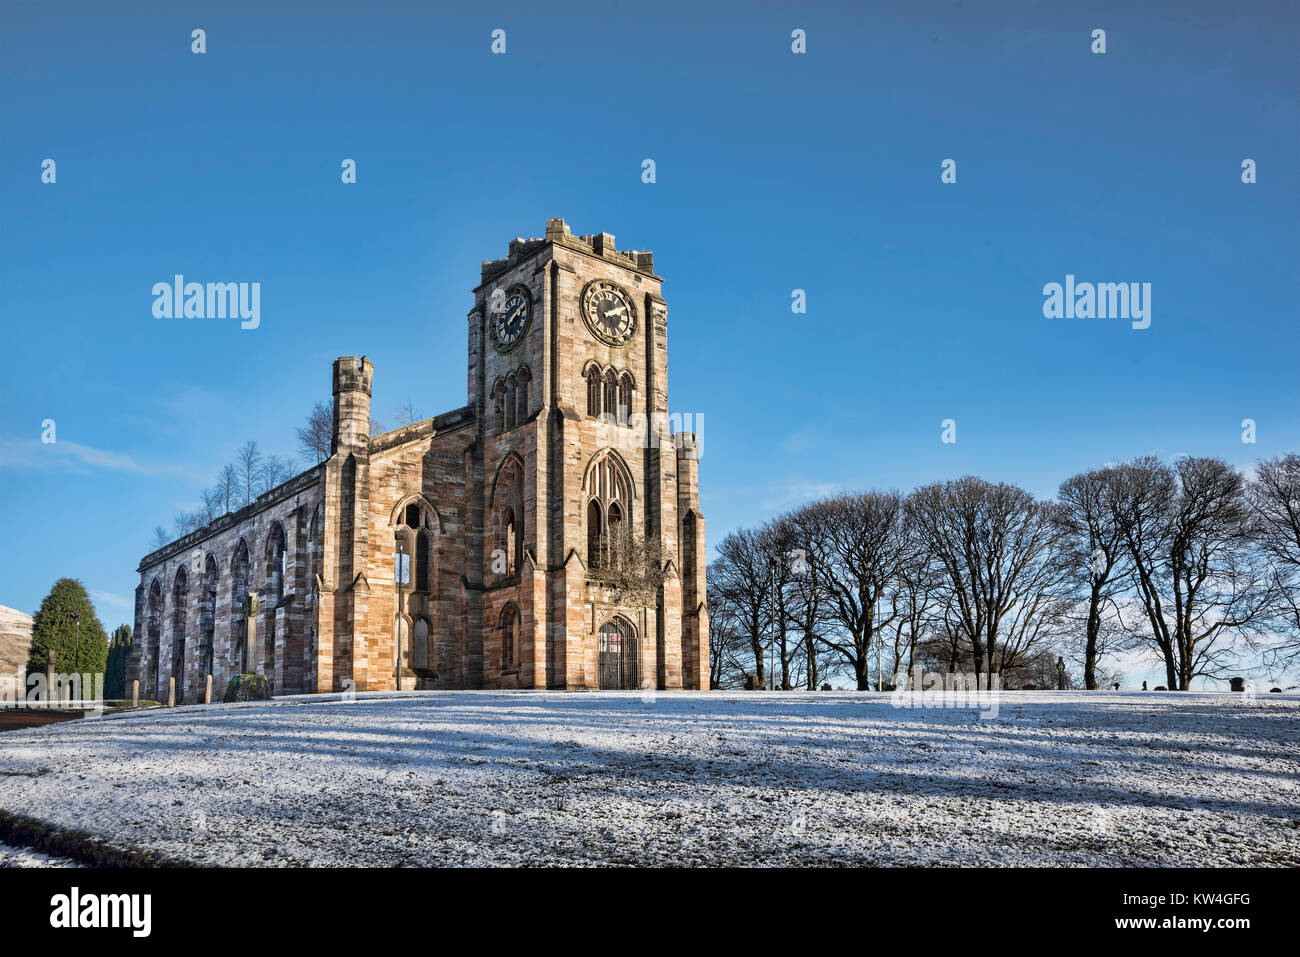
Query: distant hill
xmin=0 ymin=605 xmax=34 ymax=677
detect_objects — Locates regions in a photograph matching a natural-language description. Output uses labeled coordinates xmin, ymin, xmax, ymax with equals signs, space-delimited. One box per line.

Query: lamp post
xmin=395 ymin=536 xmax=411 ymax=691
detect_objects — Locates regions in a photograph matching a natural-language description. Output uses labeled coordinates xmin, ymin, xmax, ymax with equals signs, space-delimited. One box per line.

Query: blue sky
xmin=1 ymin=1 xmax=1296 ymax=687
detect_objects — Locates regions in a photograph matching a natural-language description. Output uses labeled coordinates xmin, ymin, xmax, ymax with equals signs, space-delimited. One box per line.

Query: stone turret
xmin=332 ymin=356 xmax=373 ymax=453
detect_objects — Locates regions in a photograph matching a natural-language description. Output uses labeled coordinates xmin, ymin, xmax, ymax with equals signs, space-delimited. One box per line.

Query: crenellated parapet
xmin=479 ymin=217 xmax=657 ymax=288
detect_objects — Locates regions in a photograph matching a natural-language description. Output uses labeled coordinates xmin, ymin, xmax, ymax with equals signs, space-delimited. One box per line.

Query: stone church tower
xmin=128 ymin=219 xmax=708 ymax=700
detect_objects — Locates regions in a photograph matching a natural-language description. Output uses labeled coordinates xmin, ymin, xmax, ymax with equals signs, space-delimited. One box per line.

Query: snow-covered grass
xmin=0 ymin=840 xmax=79 ymax=867
xmin=0 ymin=690 xmax=1296 ymax=866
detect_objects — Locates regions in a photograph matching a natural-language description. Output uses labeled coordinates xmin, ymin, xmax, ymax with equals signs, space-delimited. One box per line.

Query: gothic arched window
xmin=583 ymin=450 xmax=634 ymax=571
xmin=587 ymin=499 xmax=604 ymax=567
xmin=618 ymin=372 xmax=634 ymax=425
xmin=230 ymin=539 xmax=250 ymax=671
xmin=490 ymin=457 xmax=524 ymax=578
xmin=504 ymin=374 xmax=517 ymax=431
xmin=586 ymin=365 xmax=602 ymax=418
xmin=266 ymin=522 xmax=287 ymax=604
xmin=416 ymin=529 xmax=431 ymax=592
xmin=515 ymin=366 xmax=531 ymax=426
xmin=607 ymin=502 xmax=624 ymax=568
xmin=602 ymin=369 xmax=618 ymax=422
xmin=490 ymin=378 xmax=506 ymax=433
xmin=146 ymin=579 xmax=163 ymax=700
xmin=171 ymin=567 xmax=188 ymax=700
xmin=500 ymin=603 xmax=517 ymax=670
xmin=199 ymin=554 xmax=218 ymax=678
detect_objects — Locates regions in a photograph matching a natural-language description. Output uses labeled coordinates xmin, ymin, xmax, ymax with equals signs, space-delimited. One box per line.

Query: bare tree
xmin=236 ymin=441 xmax=261 ymax=507
xmin=1058 ymin=466 xmax=1131 ymax=688
xmin=393 ymin=402 xmax=425 ymax=427
xmin=1113 ymin=456 xmax=1273 ymax=689
xmin=906 ymin=477 xmax=1073 ymax=682
xmin=1248 ymin=454 xmax=1300 ymax=669
xmin=706 ymin=576 xmax=754 ymax=689
xmin=261 ymin=454 xmax=293 ymax=493
xmin=216 ymin=464 xmax=238 ymax=514
xmin=803 ymin=491 xmax=911 ymax=690
xmin=297 ymin=401 xmax=333 ymax=464
xmin=786 ymin=505 xmax=833 ymax=689
xmin=587 ymin=519 xmax=665 ymax=605
xmin=711 ymin=527 xmax=773 ymax=687
xmin=200 ymin=488 xmax=223 ymax=524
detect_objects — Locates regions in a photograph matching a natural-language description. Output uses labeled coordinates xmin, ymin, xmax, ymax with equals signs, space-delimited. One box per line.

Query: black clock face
xmin=581 ymin=281 xmax=636 ymax=345
xmin=490 ymin=290 xmax=530 ymax=352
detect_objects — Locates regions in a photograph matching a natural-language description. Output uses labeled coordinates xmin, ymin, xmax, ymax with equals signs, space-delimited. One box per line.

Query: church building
xmin=128 ymin=219 xmax=709 ymax=700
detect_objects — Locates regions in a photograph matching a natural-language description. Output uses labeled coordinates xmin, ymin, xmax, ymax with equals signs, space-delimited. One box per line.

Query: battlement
xmin=332 ymin=355 xmax=374 ymax=396
xmin=479 ymin=217 xmax=656 ymax=287
xmin=675 ymin=431 xmax=700 ymax=460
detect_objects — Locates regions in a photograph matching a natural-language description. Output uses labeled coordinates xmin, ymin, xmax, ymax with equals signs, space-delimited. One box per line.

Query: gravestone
xmin=1229 ymin=676 xmax=1245 ymax=692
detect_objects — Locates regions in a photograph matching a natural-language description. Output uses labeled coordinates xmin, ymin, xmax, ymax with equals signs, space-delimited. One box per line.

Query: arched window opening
xmin=490 ymin=457 xmax=524 ymax=578
xmin=416 ymin=529 xmax=431 ymax=592
xmin=618 ymin=373 xmax=634 ymax=426
xmin=146 ymin=579 xmax=163 ymax=700
xmin=491 ymin=378 xmax=505 ymax=433
xmin=231 ymin=539 xmax=250 ymax=672
xmin=307 ymin=504 xmax=323 ymax=592
xmin=504 ymin=374 xmax=517 ymax=431
xmin=394 ymin=528 xmax=412 ymax=588
xmin=602 ymin=370 xmax=618 ymax=423
xmin=500 ymin=604 xmax=517 ymax=670
xmin=495 ymin=506 xmax=517 ymax=577
xmin=266 ymin=523 xmax=287 ymax=605
xmin=199 ymin=555 xmax=218 ymax=678
xmin=587 ymin=499 xmax=604 ymax=567
xmin=171 ymin=567 xmax=188 ymax=702
xmin=607 ymin=502 xmax=624 ymax=569
xmin=586 ymin=366 xmax=602 ymax=418
xmin=515 ymin=366 xmax=531 ymax=426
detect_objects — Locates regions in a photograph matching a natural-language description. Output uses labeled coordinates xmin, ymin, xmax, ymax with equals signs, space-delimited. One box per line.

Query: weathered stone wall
xmin=363 ymin=410 xmax=474 ymax=690
xmin=129 ymin=219 xmax=708 ymax=698
xmin=129 ymin=467 xmax=325 ymax=704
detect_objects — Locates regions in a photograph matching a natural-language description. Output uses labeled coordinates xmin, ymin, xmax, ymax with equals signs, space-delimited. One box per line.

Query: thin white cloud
xmin=0 ymin=436 xmax=197 ymax=480
xmin=91 ymin=590 xmax=132 ymax=611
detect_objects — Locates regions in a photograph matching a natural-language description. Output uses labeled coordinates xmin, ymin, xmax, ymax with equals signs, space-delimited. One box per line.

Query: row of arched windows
xmin=491 ymin=366 xmax=531 ymax=433
xmin=584 ymin=363 xmax=635 ymax=424
xmin=143 ymin=506 xmax=322 ymax=701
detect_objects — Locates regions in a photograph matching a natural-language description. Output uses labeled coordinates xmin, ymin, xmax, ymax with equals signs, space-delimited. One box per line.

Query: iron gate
xmin=598 ymin=618 xmax=638 ymax=690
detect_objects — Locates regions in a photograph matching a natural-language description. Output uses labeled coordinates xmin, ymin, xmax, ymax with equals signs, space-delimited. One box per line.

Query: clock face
xmin=490 ymin=289 xmax=531 ymax=352
xmin=581 ymin=280 xmax=637 ymax=345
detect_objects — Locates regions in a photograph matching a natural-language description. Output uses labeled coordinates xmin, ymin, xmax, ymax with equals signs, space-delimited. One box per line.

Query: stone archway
xmin=597 ymin=616 xmax=638 ymax=690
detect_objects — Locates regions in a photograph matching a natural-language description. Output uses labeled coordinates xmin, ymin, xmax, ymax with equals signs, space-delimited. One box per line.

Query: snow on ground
xmin=0 ymin=690 xmax=1296 ymax=866
xmin=0 ymin=840 xmax=78 ymax=867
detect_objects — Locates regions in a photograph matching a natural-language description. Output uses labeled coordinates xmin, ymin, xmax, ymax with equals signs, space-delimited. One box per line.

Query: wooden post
xmin=168 ymin=676 xmax=175 ymax=708
xmin=131 ymin=679 xmax=139 ymax=708
xmin=204 ymin=674 xmax=213 ymax=704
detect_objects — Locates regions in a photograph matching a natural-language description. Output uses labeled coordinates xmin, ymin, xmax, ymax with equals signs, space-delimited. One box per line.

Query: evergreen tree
xmin=105 ymin=624 xmax=132 ymax=699
xmin=27 ymin=579 xmax=109 ymax=684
